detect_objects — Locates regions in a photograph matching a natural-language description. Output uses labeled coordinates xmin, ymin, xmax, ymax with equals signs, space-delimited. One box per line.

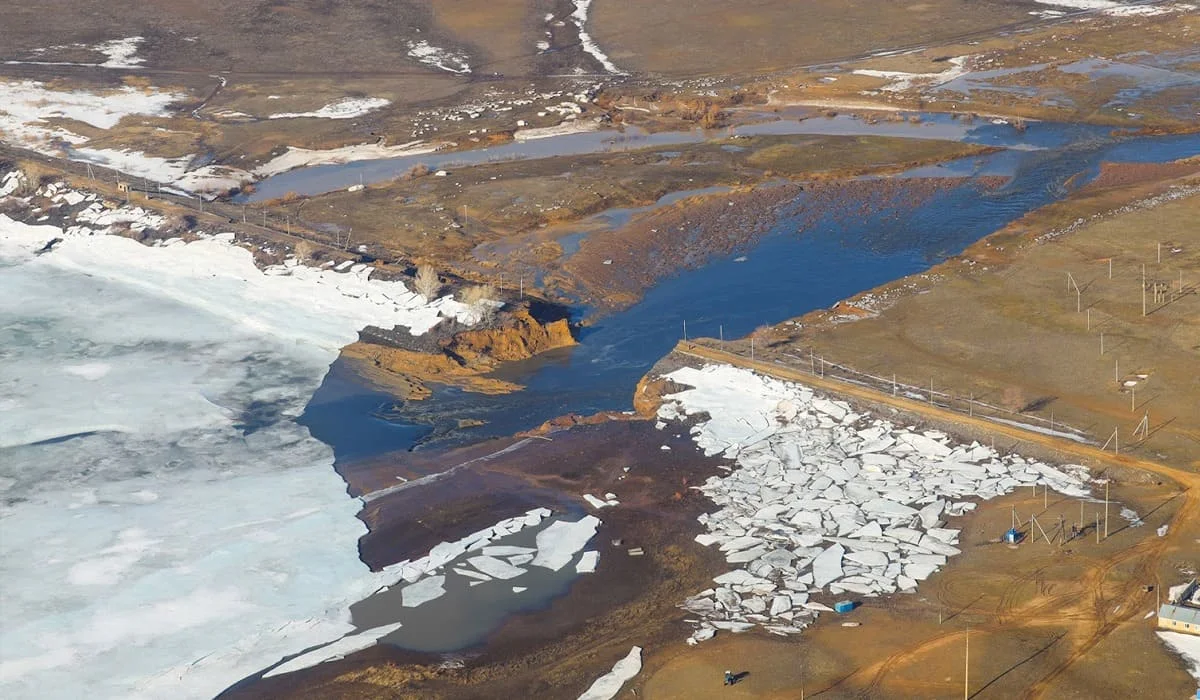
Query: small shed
xmin=1158 ymin=603 xmax=1200 ymax=635
xmin=834 ymin=600 xmax=856 ymax=614
xmin=1003 ymin=528 xmax=1022 ymax=544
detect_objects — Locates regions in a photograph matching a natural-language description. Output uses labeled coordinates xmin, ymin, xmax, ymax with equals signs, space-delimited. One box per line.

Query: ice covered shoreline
xmin=0 ymin=190 xmax=498 ymax=698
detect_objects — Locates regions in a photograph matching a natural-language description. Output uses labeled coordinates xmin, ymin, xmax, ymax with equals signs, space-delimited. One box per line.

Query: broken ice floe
xmin=263 ymin=622 xmax=404 ymax=678
xmin=577 ymin=646 xmax=642 ymax=700
xmin=657 ymin=365 xmax=1093 ymax=644
xmin=583 ymin=493 xmax=619 ymax=509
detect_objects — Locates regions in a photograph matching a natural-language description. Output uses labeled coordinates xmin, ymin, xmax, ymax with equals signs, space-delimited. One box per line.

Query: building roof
xmin=1159 ymin=604 xmax=1200 ymax=625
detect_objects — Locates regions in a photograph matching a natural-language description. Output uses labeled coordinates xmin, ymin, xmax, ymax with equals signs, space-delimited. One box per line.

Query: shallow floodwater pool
xmin=349 ymin=514 xmax=588 ymax=652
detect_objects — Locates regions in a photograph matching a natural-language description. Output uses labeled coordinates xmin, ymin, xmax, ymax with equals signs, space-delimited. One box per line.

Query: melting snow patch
xmin=1158 ymin=631 xmax=1200 ymax=685
xmin=1120 ymin=507 xmax=1144 ymax=527
xmin=268 ymin=97 xmax=390 ymax=120
xmin=854 ymin=56 xmax=969 ymax=92
xmin=659 ymin=364 xmax=1093 ymax=641
xmin=570 ymin=1 xmax=625 ymax=75
xmin=407 ymin=40 xmax=472 ymax=74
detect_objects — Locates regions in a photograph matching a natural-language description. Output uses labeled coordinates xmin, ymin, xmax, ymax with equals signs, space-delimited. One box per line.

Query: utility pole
xmin=1104 ymin=481 xmax=1109 ymax=540
xmin=1142 ymin=264 xmax=1147 ymax=316
xmin=682 ymin=320 xmax=687 ymax=341
xmin=964 ymin=628 xmax=970 ymax=700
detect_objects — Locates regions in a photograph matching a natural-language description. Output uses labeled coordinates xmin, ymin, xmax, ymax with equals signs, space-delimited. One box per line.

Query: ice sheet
xmin=532 ymin=516 xmax=601 ymax=571
xmin=0 ymin=213 xmax=479 ymax=699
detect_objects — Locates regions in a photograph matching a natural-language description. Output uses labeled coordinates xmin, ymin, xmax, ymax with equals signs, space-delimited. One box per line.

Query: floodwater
xmin=349 ymin=514 xmax=588 ymax=652
xmin=301 ymin=128 xmax=1200 ymax=461
xmin=245 ymin=112 xmax=1117 ymax=201
xmin=289 ymin=124 xmax=1200 ymax=660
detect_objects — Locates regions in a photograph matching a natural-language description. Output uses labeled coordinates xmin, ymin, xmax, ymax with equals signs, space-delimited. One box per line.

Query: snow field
xmin=656 ymin=365 xmax=1093 ymax=644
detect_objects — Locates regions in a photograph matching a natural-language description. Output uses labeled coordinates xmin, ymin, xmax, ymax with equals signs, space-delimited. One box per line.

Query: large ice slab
xmin=264 ymin=623 xmax=403 ymax=677
xmin=532 ymin=516 xmax=601 ymax=571
xmin=466 ymin=556 xmax=527 ymax=581
xmin=401 ymin=575 xmax=447 ymax=607
xmin=577 ymin=646 xmax=643 ymax=700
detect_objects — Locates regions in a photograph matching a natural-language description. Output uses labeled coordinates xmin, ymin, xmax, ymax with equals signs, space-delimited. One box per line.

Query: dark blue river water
xmin=300 ymin=125 xmax=1200 ymax=460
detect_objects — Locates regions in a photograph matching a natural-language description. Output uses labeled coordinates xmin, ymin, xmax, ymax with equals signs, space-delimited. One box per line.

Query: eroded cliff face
xmin=341 ymin=307 xmax=577 ymax=400
xmin=444 ymin=309 xmax=575 ymax=364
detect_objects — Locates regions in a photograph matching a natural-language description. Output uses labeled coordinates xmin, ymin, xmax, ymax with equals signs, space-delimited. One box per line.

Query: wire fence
xmin=717 ymin=342 xmax=1096 ymax=445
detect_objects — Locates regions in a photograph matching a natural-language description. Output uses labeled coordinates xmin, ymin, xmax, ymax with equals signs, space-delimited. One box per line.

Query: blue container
xmin=834 ymin=600 xmax=855 ymax=614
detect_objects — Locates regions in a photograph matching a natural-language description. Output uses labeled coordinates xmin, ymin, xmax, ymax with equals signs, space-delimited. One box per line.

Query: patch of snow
xmin=407 ymin=40 xmax=472 ymax=74
xmin=97 ymin=37 xmax=146 ymax=68
xmin=577 ymin=646 xmax=642 ymax=700
xmin=0 ymin=79 xmax=179 ymax=141
xmin=853 ymin=56 xmax=969 ymax=92
xmin=513 ymin=119 xmax=600 ymax=142
xmin=253 ymin=140 xmax=442 ymax=177
xmin=570 ymin=1 xmax=625 ymax=75
xmin=5 ymin=36 xmax=146 ymax=69
xmin=1158 ymin=631 xmax=1200 ymax=686
xmin=268 ymin=97 xmax=390 ymax=120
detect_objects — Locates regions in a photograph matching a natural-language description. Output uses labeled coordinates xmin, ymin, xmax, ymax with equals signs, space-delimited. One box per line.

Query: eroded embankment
xmin=342 ymin=304 xmax=577 ymax=400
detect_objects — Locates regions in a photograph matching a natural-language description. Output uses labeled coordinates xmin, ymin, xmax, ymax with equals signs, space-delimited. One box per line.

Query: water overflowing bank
xmin=302 ymin=128 xmax=1200 ymax=461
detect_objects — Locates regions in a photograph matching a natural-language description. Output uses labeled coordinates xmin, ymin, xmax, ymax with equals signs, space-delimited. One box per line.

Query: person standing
xmin=724 ymin=670 xmax=734 ymax=686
